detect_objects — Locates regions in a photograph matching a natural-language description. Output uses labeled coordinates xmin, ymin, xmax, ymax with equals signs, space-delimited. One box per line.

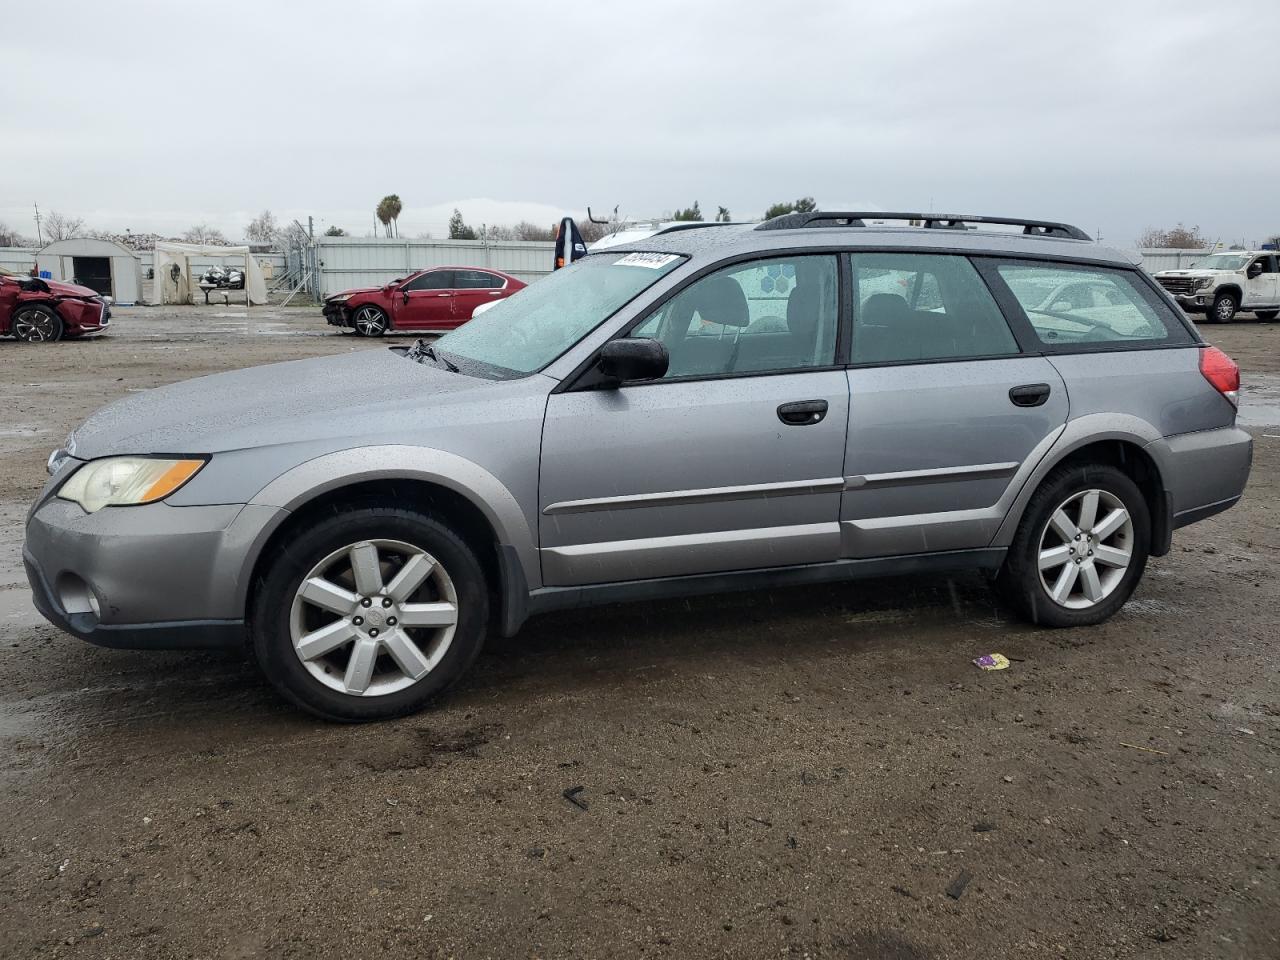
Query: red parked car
xmin=0 ymin=270 xmax=111 ymax=342
xmin=322 ymin=266 xmax=526 ymax=336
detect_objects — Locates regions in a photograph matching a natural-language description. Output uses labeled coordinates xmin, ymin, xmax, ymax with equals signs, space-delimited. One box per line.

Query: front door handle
xmin=777 ymin=399 xmax=828 ymax=425
xmin=436 ymin=293 xmax=452 ymax=297
xmin=1009 ymin=383 xmax=1051 ymax=407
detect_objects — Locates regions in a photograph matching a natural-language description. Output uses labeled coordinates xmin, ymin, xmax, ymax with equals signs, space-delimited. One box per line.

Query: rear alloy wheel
xmin=252 ymin=505 xmax=489 ymax=720
xmin=11 ymin=304 xmax=64 ymax=342
xmin=1211 ymin=293 xmax=1238 ymax=323
xmin=998 ymin=464 xmax=1149 ymax=627
xmin=352 ymin=305 xmax=388 ymax=337
xmin=1256 ymin=310 xmax=1278 ymax=322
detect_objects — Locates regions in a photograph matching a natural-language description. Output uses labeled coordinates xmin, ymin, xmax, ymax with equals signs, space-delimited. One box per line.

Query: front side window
xmin=434 ymin=253 xmax=685 ymax=378
xmin=405 ymin=270 xmax=454 ymax=291
xmin=996 ymin=263 xmax=1174 ymax=346
xmin=1254 ymin=256 xmax=1278 ymax=274
xmin=627 ymin=256 xmax=838 ymax=379
xmin=850 ymin=253 xmax=1018 ymax=364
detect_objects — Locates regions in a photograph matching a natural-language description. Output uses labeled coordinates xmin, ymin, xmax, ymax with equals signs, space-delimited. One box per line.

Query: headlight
xmin=1194 ymin=278 xmax=1212 ymax=290
xmin=328 ymin=294 xmax=352 ymax=304
xmin=57 ymin=457 xmax=207 ymax=513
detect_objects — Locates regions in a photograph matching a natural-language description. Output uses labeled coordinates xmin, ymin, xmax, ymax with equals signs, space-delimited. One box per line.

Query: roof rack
xmin=755 ymin=211 xmax=1091 ymax=241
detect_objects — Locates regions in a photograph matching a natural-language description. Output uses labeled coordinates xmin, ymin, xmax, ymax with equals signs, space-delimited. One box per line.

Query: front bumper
xmin=322 ymin=301 xmax=352 ymax=327
xmin=1156 ymin=284 xmax=1214 ymax=310
xmin=22 ymin=497 xmax=284 ymax=650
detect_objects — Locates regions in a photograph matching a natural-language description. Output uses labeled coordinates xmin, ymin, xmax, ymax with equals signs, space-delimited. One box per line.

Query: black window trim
xmin=977 ymin=256 xmax=1200 ymax=356
xmin=561 ymin=249 xmax=850 ymax=392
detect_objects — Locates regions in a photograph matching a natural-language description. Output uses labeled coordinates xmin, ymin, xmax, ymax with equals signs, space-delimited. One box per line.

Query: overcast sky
xmin=3 ymin=0 xmax=1278 ymax=247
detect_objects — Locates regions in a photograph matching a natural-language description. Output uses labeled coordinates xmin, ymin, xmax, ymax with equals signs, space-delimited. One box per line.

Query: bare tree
xmin=43 ymin=210 xmax=86 ymax=242
xmin=245 ymin=210 xmax=279 ymax=244
xmin=577 ymin=219 xmax=612 ymax=243
xmin=0 ymin=222 xmax=33 ymax=246
xmin=513 ymin=221 xmax=553 ymax=241
xmin=181 ymin=223 xmax=229 ymax=245
xmin=1138 ymin=223 xmax=1208 ymax=249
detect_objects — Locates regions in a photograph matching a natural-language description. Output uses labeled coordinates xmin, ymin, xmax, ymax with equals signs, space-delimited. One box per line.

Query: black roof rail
xmin=755 ymin=211 xmax=1091 ymax=241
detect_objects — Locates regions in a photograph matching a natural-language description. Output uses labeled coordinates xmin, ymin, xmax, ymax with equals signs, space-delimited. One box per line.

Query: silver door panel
xmin=842 ymin=358 xmax=1069 ymax=558
xmin=540 ymin=371 xmax=851 ymax=585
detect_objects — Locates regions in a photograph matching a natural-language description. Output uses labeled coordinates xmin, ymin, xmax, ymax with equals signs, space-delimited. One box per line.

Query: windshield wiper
xmin=407 ymin=338 xmax=459 ymax=372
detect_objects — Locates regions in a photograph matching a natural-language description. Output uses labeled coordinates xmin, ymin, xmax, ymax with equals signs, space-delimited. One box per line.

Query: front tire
xmin=11 ymin=304 xmax=64 ymax=342
xmin=251 ymin=503 xmax=489 ymax=721
xmin=1210 ymin=292 xmax=1238 ymax=323
xmin=351 ymin=305 xmax=388 ymax=337
xmin=998 ymin=463 xmax=1149 ymax=628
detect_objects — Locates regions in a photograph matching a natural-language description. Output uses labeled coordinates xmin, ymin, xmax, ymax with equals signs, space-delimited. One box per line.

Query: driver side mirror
xmin=596 ymin=338 xmax=669 ymax=386
xmin=1247 ymin=262 xmax=1263 ymax=279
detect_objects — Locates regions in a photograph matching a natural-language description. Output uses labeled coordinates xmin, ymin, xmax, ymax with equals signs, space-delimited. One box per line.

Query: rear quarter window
xmin=990 ymin=261 xmax=1193 ymax=349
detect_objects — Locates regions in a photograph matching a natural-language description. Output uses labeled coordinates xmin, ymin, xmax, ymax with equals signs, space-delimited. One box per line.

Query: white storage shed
xmin=35 ymin=238 xmax=143 ymax=304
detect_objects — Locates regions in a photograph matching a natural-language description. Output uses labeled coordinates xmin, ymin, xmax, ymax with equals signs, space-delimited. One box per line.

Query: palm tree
xmin=376 ymin=194 xmax=403 ymax=238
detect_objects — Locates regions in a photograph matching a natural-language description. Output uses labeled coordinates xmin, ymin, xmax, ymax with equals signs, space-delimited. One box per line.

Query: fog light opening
xmin=56 ymin=573 xmax=101 ymax=621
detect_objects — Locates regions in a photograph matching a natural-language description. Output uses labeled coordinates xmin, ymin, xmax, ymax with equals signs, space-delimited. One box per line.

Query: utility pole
xmin=33 ymin=202 xmax=43 ymax=245
xmin=307 ymin=215 xmax=314 ymax=241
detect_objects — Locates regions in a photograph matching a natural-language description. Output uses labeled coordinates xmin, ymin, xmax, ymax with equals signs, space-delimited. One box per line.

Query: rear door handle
xmin=777 ymin=400 xmax=828 ymax=425
xmin=1009 ymin=383 xmax=1051 ymax=407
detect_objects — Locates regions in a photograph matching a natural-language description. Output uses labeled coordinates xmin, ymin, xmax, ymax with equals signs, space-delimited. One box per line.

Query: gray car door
xmin=539 ymin=255 xmax=850 ymax=586
xmin=841 ymin=252 xmax=1069 ymax=558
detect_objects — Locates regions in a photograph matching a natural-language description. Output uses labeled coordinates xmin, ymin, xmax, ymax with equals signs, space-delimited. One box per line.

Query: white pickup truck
xmin=1154 ymin=251 xmax=1280 ymax=323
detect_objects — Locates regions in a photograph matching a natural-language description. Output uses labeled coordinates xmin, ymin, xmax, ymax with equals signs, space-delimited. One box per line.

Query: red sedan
xmin=322 ymin=266 xmax=526 ymax=336
xmin=0 ymin=270 xmax=111 ymax=342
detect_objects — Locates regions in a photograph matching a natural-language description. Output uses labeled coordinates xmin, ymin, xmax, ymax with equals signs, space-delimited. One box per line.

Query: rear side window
xmin=994 ymin=263 xmax=1179 ymax=346
xmin=850 ymin=253 xmax=1019 ymax=364
xmin=455 ymin=270 xmax=505 ymax=289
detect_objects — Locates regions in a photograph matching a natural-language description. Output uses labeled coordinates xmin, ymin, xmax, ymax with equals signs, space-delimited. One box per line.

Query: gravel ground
xmin=1 ymin=306 xmax=1277 ymax=960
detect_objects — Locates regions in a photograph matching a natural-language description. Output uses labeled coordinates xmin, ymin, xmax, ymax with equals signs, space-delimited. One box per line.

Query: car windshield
xmin=1193 ymin=254 xmax=1248 ymax=271
xmin=429 ymin=252 xmax=685 ymax=378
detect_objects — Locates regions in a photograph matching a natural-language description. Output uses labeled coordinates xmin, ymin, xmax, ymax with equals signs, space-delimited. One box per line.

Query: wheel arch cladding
xmin=1215 ymin=284 xmax=1242 ymax=304
xmin=1033 ymin=438 xmax=1168 ymax=556
xmin=245 ymin=477 xmax=504 ymax=632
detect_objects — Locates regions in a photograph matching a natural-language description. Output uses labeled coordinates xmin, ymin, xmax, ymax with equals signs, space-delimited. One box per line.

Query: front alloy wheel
xmin=12 ymin=305 xmax=64 ymax=342
xmin=252 ymin=504 xmax=489 ymax=720
xmin=352 ymin=305 xmax=387 ymax=336
xmin=291 ymin=539 xmax=458 ymax=696
xmin=1036 ymin=489 xmax=1133 ymax=609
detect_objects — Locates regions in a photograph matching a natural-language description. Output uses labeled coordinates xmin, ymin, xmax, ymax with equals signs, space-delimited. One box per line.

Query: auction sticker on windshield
xmin=614 ymin=253 xmax=682 ymax=269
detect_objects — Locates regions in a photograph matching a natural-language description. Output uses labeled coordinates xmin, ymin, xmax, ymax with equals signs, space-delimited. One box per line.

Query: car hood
xmin=9 ymin=276 xmax=100 ymax=298
xmin=1155 ymin=269 xmax=1223 ymax=279
xmin=328 ymin=285 xmax=384 ymax=300
xmin=67 ymin=348 xmax=531 ymax=459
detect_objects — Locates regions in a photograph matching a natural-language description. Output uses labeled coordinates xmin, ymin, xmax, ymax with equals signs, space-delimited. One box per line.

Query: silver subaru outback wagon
xmin=23 ymin=212 xmax=1253 ymax=720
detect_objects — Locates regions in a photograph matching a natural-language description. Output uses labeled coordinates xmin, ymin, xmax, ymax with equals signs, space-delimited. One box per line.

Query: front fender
xmin=235 ymin=444 xmax=541 ymax=608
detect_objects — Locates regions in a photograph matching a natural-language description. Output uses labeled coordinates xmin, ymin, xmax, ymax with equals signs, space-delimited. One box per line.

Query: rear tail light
xmin=1199 ymin=346 xmax=1240 ymax=405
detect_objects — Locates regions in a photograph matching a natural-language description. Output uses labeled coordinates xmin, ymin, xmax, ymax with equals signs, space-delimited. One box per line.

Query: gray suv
xmin=23 ymin=212 xmax=1253 ymax=720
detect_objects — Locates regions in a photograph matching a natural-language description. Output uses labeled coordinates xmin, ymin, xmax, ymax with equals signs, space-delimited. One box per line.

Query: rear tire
xmin=1256 ymin=310 xmax=1278 ymax=322
xmin=351 ymin=305 xmax=388 ymax=337
xmin=997 ymin=463 xmax=1149 ymax=628
xmin=11 ymin=304 xmax=64 ymax=342
xmin=1210 ymin=293 xmax=1238 ymax=323
xmin=251 ymin=503 xmax=489 ymax=721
